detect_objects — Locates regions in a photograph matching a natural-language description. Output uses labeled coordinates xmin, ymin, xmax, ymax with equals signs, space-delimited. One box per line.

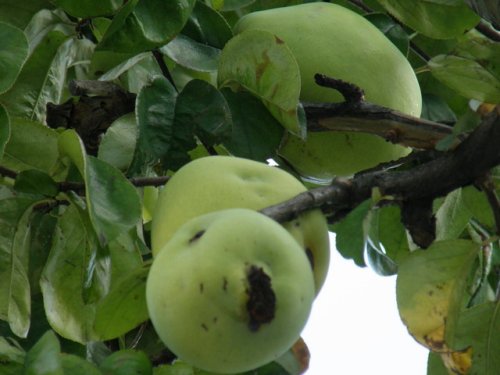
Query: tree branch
xmin=152 ymin=49 xmax=178 ymax=92
xmin=304 ymin=74 xmax=457 ymax=149
xmin=262 ymin=106 xmax=500 ymax=230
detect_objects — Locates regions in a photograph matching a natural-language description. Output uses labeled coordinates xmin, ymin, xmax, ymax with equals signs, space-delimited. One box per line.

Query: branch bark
xmin=262 ymin=105 xmax=500 ymax=231
xmin=305 ymin=74 xmax=458 ymax=149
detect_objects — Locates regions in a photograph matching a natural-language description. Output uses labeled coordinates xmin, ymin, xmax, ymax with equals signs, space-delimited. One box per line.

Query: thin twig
xmin=152 ymin=50 xmax=178 ymax=92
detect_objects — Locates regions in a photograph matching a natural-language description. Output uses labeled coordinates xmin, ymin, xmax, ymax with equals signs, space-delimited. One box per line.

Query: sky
xmin=302 ymin=234 xmax=429 ymax=374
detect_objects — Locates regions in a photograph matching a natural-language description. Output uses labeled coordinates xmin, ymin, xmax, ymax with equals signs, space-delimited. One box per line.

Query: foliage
xmin=0 ymin=0 xmax=499 ymax=374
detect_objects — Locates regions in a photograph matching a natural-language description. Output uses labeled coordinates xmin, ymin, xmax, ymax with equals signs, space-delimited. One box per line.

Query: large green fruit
xmin=146 ymin=208 xmax=315 ymax=374
xmin=235 ymin=3 xmax=422 ymax=181
xmin=151 ymin=155 xmax=329 ymax=293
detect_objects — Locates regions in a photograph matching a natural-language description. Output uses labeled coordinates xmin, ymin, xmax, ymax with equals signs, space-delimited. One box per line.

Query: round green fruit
xmin=146 ymin=208 xmax=315 ymax=374
xmin=235 ymin=3 xmax=422 ymax=181
xmin=151 ymin=155 xmax=329 ymax=293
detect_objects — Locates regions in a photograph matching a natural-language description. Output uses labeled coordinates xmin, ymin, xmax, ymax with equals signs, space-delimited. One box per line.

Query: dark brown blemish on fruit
xmin=189 ymin=230 xmax=205 ymax=244
xmin=201 ymin=323 xmax=208 ymax=332
xmin=305 ymin=247 xmax=314 ymax=270
xmin=222 ymin=277 xmax=228 ymax=291
xmin=199 ymin=283 xmax=204 ymax=293
xmin=246 ymin=265 xmax=276 ymax=332
xmin=275 ymin=36 xmax=284 ymax=44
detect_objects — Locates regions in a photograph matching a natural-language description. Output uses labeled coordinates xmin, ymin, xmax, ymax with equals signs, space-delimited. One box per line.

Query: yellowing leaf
xmin=396 ymin=240 xmax=479 ymax=351
xmin=440 ymin=346 xmax=472 ymax=375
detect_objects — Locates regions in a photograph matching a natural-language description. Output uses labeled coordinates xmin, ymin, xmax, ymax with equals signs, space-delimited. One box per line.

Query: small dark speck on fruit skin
xmin=201 ymin=323 xmax=209 ymax=332
xmin=199 ymin=283 xmax=204 ymax=293
xmin=189 ymin=230 xmax=205 ymax=244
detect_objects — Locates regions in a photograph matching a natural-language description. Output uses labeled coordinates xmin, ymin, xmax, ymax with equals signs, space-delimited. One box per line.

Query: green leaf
xmin=24 ymin=9 xmax=75 ymax=52
xmin=452 ymin=301 xmax=500 ymax=374
xmin=0 ymin=337 xmax=25 ymax=371
xmin=96 ymin=52 xmax=151 ymax=82
xmin=40 ymin=204 xmax=107 ymax=343
xmin=98 ymin=113 xmax=138 ymax=171
xmin=99 ymin=349 xmax=152 ymax=375
xmin=427 ymin=352 xmax=450 ymax=375
xmin=60 ymin=353 xmax=102 ymax=375
xmin=129 ymin=76 xmax=178 ymax=174
xmin=368 ymin=205 xmax=410 ymax=266
xmin=421 ymin=94 xmax=457 ymax=125
xmin=97 ymin=0 xmax=196 ymax=54
xmin=161 ymin=34 xmax=220 ymax=73
xmin=0 ymin=22 xmax=29 ymax=95
xmin=429 ymin=55 xmax=500 ymax=104
xmin=435 ymin=189 xmax=473 ymax=241
xmin=182 ymin=1 xmax=233 ymax=49
xmin=86 ymin=156 xmax=142 ymax=245
xmin=218 ymin=29 xmax=304 ymax=138
xmin=0 ymin=103 xmax=9 ymax=159
xmin=461 ymin=185 xmax=496 ymax=230
xmin=108 ymin=230 xmax=144 ymax=286
xmin=454 ymin=30 xmax=500 ymax=77
xmin=94 ymin=266 xmax=148 ymax=340
xmin=0 ymin=30 xmax=69 ymax=122
xmin=365 ymin=13 xmax=410 ymax=56
xmin=88 ymin=49 xmax=139 ymax=80
xmin=376 ymin=0 xmax=480 ymax=39
xmin=0 ymin=0 xmax=53 ymax=29
xmin=58 ymin=129 xmax=86 ymax=175
xmin=221 ymin=89 xmax=283 ymax=162
xmin=2 ymin=117 xmax=60 ymax=174
xmin=396 ymin=239 xmax=480 ymax=351
xmin=0 ymin=197 xmax=39 ymax=338
xmin=24 ymin=331 xmax=63 ymax=375
xmin=14 ymin=170 xmax=58 ymax=197
xmin=176 ymin=79 xmax=232 ymax=147
xmin=53 ymin=0 xmax=122 ymax=18
xmin=59 ymin=130 xmax=142 ymax=244
xmin=28 ymin=212 xmax=58 ymax=296
xmin=331 ymin=199 xmax=371 ymax=267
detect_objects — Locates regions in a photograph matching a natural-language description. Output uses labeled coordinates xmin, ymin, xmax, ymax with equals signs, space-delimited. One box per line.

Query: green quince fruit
xmin=146 ymin=208 xmax=315 ymax=374
xmin=235 ymin=3 xmax=422 ymax=181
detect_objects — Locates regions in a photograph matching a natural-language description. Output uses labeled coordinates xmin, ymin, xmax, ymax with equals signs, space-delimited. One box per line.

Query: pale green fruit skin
xmin=146 ymin=208 xmax=315 ymax=374
xmin=235 ymin=3 xmax=422 ymax=180
xmin=151 ymin=155 xmax=329 ymax=293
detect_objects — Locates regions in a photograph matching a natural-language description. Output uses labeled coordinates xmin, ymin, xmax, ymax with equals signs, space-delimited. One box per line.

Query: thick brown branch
xmin=263 ymin=106 xmax=500 ymax=227
xmin=304 ymin=101 xmax=457 ymax=149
